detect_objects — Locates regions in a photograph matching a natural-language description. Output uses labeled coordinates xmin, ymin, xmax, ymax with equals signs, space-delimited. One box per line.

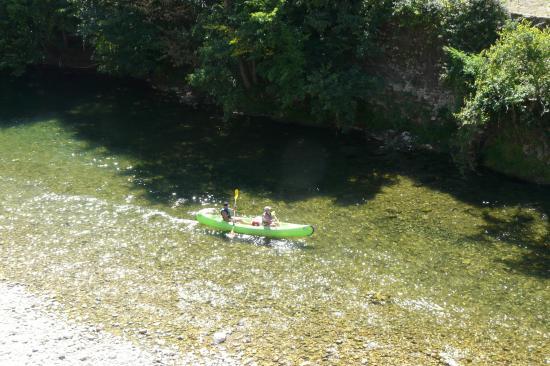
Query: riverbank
xmin=0 ymin=281 xmax=240 ymax=366
xmin=0 ymin=281 xmax=177 ymax=365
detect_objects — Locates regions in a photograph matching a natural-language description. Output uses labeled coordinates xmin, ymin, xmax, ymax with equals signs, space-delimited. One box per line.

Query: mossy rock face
xmin=482 ymin=124 xmax=550 ymax=185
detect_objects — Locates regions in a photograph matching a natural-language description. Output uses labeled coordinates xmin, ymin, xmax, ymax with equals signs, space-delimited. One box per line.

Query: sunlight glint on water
xmin=0 ymin=71 xmax=548 ymax=365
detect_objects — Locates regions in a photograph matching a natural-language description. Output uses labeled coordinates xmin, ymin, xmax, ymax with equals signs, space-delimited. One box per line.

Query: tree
xmin=74 ymin=0 xmax=205 ymax=78
xmin=444 ymin=21 xmax=549 ymax=169
xmin=189 ymin=0 xmax=381 ymax=125
xmin=0 ymin=0 xmax=76 ymax=75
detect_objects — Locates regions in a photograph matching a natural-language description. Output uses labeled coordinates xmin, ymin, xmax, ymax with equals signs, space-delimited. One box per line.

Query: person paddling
xmin=220 ymin=202 xmax=233 ymax=222
xmin=261 ymin=206 xmax=279 ymax=227
xmin=220 ymin=202 xmax=242 ymax=223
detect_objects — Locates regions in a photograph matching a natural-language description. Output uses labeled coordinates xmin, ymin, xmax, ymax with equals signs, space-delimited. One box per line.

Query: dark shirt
xmin=221 ymin=207 xmax=232 ymax=221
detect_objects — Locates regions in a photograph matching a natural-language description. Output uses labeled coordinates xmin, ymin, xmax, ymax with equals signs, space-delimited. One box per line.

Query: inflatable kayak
xmin=196 ymin=208 xmax=314 ymax=238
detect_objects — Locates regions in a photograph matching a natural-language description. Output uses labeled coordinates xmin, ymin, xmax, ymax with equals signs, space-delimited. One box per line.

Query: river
xmin=0 ymin=69 xmax=548 ymax=365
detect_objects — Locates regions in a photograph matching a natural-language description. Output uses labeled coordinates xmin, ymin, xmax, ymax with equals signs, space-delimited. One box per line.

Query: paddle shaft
xmin=230 ymin=189 xmax=239 ymax=236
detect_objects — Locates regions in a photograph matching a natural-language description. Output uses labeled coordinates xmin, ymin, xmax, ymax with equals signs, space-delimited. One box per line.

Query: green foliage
xmin=392 ymin=0 xmax=507 ymax=52
xmin=306 ymin=65 xmax=376 ymax=124
xmin=75 ymin=1 xmax=160 ymax=77
xmin=1 ymin=0 xmax=512 ymax=133
xmin=74 ymin=0 xmax=205 ymax=78
xmin=392 ymin=0 xmax=443 ymax=29
xmin=459 ymin=21 xmax=549 ymax=127
xmin=0 ymin=0 xmax=76 ymax=75
xmin=190 ymin=0 xmax=381 ymax=125
xmin=0 ymin=0 xmax=205 ymax=77
xmin=447 ymin=21 xmax=550 ymax=169
xmin=440 ymin=0 xmax=508 ymax=53
xmin=441 ymin=46 xmax=483 ymax=102
xmin=189 ymin=0 xmax=509 ymax=125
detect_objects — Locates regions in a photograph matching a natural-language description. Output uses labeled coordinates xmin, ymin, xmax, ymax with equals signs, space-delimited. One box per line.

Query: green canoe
xmin=196 ymin=208 xmax=314 ymax=238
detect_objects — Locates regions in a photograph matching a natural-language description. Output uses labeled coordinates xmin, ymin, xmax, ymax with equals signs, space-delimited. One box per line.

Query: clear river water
xmin=0 ymin=69 xmax=548 ymax=365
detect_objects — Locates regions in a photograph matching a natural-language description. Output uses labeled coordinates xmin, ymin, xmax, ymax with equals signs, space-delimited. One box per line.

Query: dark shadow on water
xmin=464 ymin=211 xmax=549 ymax=279
xmin=0 ymin=67 xmax=398 ymax=206
xmin=1 ymin=68 xmax=548 ymax=276
xmin=415 ymin=167 xmax=549 ymax=279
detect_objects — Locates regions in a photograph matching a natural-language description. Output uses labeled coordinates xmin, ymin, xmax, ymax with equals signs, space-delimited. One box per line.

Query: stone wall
xmin=359 ymin=17 xmax=458 ymax=145
xmin=364 ymin=13 xmax=549 ymax=184
xmin=368 ymin=9 xmax=549 ymax=120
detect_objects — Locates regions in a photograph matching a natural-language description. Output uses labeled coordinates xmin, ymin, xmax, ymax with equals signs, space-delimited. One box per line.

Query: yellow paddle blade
xmin=234 ymin=189 xmax=239 ymax=200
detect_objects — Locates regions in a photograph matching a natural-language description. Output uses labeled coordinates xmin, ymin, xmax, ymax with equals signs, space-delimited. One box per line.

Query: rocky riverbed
xmin=0 ymin=282 xmax=240 ymax=366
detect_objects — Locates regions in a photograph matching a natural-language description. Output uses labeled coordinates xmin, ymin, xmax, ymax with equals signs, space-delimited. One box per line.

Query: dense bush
xmin=440 ymin=0 xmax=508 ymax=52
xmin=392 ymin=0 xmax=507 ymax=52
xmin=444 ymin=21 xmax=549 ymax=169
xmin=74 ymin=0 xmax=205 ymax=78
xmin=1 ymin=0 xmax=510 ymax=127
xmin=0 ymin=0 xmax=76 ymax=75
xmin=189 ymin=0 xmax=508 ymax=124
xmin=189 ymin=0 xmax=381 ymax=125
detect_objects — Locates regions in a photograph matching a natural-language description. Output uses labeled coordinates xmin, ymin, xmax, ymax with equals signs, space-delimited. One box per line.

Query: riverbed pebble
xmin=0 ymin=282 xmax=241 ymax=365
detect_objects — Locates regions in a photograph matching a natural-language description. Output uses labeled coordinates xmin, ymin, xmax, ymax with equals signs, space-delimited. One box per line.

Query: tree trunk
xmin=251 ymin=59 xmax=258 ymax=85
xmin=238 ymin=58 xmax=252 ymax=90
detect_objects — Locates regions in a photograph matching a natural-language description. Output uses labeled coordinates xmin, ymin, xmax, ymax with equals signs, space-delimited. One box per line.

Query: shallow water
xmin=0 ymin=69 xmax=548 ymax=365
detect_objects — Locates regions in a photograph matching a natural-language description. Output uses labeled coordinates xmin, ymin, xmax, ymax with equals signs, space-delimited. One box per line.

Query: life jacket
xmin=220 ymin=207 xmax=232 ymax=219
